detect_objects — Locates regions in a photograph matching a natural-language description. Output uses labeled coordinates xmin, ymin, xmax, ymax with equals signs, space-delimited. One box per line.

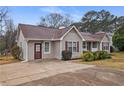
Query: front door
xmin=34 ymin=43 xmax=42 ymax=59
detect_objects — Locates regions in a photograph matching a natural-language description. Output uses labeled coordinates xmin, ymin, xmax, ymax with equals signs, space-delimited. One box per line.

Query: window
xmin=36 ymin=44 xmax=41 ymax=52
xmin=102 ymin=42 xmax=109 ymax=50
xmin=92 ymin=42 xmax=97 ymax=48
xmin=67 ymin=42 xmax=72 ymax=52
xmin=44 ymin=42 xmax=50 ymax=53
xmin=67 ymin=41 xmax=78 ymax=53
xmin=83 ymin=42 xmax=86 ymax=48
xmin=73 ymin=42 xmax=77 ymax=52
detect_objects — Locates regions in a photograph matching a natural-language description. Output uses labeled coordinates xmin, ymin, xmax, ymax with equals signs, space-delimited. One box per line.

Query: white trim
xmin=82 ymin=41 xmax=87 ymax=51
xmin=67 ymin=41 xmax=78 ymax=53
xmin=100 ymin=33 xmax=110 ymax=53
xmin=101 ymin=33 xmax=110 ymax=42
xmin=60 ymin=26 xmax=84 ymax=41
xmin=44 ymin=41 xmax=51 ymax=54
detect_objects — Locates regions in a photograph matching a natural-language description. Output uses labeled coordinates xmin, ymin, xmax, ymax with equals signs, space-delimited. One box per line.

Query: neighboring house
xmin=17 ymin=24 xmax=110 ymax=61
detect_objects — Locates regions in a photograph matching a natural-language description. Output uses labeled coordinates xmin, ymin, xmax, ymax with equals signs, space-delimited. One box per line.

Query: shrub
xmin=99 ymin=51 xmax=111 ymax=59
xmin=93 ymin=51 xmax=100 ymax=60
xmin=80 ymin=52 xmax=84 ymax=60
xmin=83 ymin=52 xmax=94 ymax=61
xmin=83 ymin=51 xmax=89 ymax=54
xmin=62 ymin=50 xmax=72 ymax=60
xmin=81 ymin=51 xmax=111 ymax=62
xmin=11 ymin=45 xmax=22 ymax=60
xmin=98 ymin=51 xmax=106 ymax=59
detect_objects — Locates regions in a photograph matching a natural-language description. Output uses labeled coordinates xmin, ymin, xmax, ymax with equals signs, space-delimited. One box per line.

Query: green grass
xmin=75 ymin=52 xmax=124 ymax=69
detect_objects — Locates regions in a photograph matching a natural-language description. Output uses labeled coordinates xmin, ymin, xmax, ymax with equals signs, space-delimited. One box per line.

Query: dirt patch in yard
xmin=0 ymin=55 xmax=19 ymax=65
xmin=20 ymin=67 xmax=124 ymax=86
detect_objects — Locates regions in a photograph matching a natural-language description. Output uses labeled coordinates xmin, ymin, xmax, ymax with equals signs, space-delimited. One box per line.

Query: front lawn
xmin=0 ymin=55 xmax=19 ymax=65
xmin=75 ymin=52 xmax=124 ymax=69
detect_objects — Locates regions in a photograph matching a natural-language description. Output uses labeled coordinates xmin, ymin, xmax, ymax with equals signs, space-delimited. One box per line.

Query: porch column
xmin=91 ymin=42 xmax=92 ymax=52
xmin=98 ymin=42 xmax=100 ymax=51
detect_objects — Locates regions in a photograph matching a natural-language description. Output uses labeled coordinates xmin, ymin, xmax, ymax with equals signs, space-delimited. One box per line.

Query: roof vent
xmin=59 ymin=26 xmax=65 ymax=29
xmin=96 ymin=31 xmax=105 ymax=34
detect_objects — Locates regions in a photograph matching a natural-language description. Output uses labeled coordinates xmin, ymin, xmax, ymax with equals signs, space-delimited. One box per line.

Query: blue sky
xmin=5 ymin=6 xmax=124 ymax=25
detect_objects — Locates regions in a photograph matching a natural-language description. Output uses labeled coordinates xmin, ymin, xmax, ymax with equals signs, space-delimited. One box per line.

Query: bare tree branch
xmin=38 ymin=13 xmax=73 ymax=28
xmin=0 ymin=7 xmax=8 ymax=35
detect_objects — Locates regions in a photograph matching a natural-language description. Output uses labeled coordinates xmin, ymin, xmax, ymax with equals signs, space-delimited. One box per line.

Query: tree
xmin=98 ymin=10 xmax=116 ymax=32
xmin=0 ymin=36 xmax=5 ymax=54
xmin=0 ymin=7 xmax=8 ymax=54
xmin=116 ymin=16 xmax=124 ymax=29
xmin=112 ymin=25 xmax=124 ymax=51
xmin=81 ymin=10 xmax=99 ymax=33
xmin=0 ymin=7 xmax=8 ymax=35
xmin=80 ymin=10 xmax=117 ymax=33
xmin=11 ymin=44 xmax=22 ymax=60
xmin=38 ymin=13 xmax=73 ymax=28
xmin=4 ymin=19 xmax=16 ymax=52
xmin=4 ymin=19 xmax=17 ymax=51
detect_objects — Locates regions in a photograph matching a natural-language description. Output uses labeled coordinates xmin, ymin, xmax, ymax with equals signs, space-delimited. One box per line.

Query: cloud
xmin=40 ymin=6 xmax=65 ymax=14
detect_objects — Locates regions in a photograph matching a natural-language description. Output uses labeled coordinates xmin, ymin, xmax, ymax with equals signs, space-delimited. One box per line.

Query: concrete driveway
xmin=0 ymin=60 xmax=94 ymax=85
xmin=21 ymin=67 xmax=124 ymax=86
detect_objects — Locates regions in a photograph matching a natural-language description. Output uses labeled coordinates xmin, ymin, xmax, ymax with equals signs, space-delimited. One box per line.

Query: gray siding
xmin=17 ymin=30 xmax=27 ymax=61
xmin=62 ymin=28 xmax=82 ymax=58
xmin=27 ymin=41 xmax=57 ymax=61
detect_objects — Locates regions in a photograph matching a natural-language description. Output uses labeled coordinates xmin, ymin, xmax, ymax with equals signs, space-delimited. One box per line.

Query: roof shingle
xmin=19 ymin=24 xmax=71 ymax=40
xmin=19 ymin=24 xmax=106 ymax=41
xmin=80 ymin=32 xmax=106 ymax=42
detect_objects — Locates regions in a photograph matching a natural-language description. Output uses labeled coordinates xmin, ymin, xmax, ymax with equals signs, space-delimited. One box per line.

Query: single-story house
xmin=17 ymin=24 xmax=110 ymax=61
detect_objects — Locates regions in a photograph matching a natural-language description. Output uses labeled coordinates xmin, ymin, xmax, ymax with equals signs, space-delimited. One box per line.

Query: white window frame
xmin=92 ymin=42 xmax=97 ymax=48
xmin=102 ymin=42 xmax=109 ymax=51
xmin=67 ymin=42 xmax=72 ymax=52
xmin=83 ymin=41 xmax=87 ymax=49
xmin=44 ymin=41 xmax=51 ymax=54
xmin=67 ymin=41 xmax=77 ymax=53
xmin=73 ymin=42 xmax=77 ymax=52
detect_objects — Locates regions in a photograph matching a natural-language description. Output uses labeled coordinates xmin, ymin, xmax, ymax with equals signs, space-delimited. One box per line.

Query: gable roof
xmin=60 ymin=26 xmax=84 ymax=40
xmin=18 ymin=24 xmax=107 ymax=42
xmin=18 ymin=24 xmax=71 ymax=40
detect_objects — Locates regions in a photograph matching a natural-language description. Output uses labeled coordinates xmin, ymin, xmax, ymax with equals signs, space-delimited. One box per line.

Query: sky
xmin=4 ymin=6 xmax=124 ymax=25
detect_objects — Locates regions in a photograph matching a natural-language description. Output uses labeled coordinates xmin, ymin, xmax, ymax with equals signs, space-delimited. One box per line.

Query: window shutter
xmin=77 ymin=41 xmax=79 ymax=52
xmin=65 ymin=41 xmax=67 ymax=51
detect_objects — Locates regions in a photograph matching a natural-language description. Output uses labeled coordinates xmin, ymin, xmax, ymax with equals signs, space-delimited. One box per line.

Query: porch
xmin=82 ymin=41 xmax=110 ymax=52
xmin=82 ymin=41 xmax=100 ymax=52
